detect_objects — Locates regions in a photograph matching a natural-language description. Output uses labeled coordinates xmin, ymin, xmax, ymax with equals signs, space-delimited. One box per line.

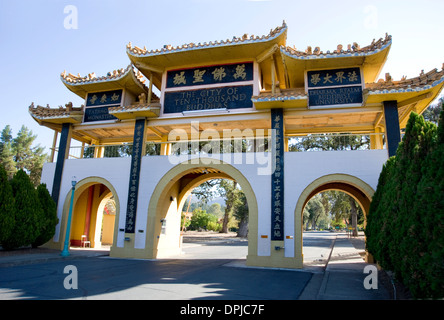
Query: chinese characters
xmin=167 ymin=62 xmax=253 ymax=88
xmin=125 ymin=119 xmax=145 ymax=233
xmin=307 ymin=68 xmax=363 ymax=108
xmin=308 ymin=67 xmax=361 ymax=88
xmin=86 ymin=90 xmax=122 ymax=106
xmin=310 ymin=69 xmax=361 ymax=87
xmin=271 ymin=109 xmax=284 ymax=240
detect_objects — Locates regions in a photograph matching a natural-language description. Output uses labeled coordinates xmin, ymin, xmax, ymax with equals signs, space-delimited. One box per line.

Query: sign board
xmin=164 ymin=85 xmax=253 ymax=113
xmin=308 ymin=86 xmax=363 ymax=107
xmin=84 ymin=89 xmax=122 ymax=122
xmin=271 ymin=108 xmax=284 ymax=241
xmin=125 ymin=118 xmax=145 ymax=233
xmin=84 ymin=106 xmax=117 ymax=122
xmin=306 ymin=67 xmax=363 ymax=109
xmin=164 ymin=62 xmax=254 ymax=114
xmin=166 ymin=62 xmax=253 ymax=88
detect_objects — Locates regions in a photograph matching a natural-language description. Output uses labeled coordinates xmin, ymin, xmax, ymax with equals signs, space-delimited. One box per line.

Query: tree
xmin=1 ymin=169 xmax=42 ymax=250
xmin=422 ymin=96 xmax=443 ymax=124
xmin=233 ymin=190 xmax=248 ymax=237
xmin=303 ymin=194 xmax=327 ymax=230
xmin=366 ymin=111 xmax=444 ymax=298
xmin=189 ymin=208 xmax=219 ymax=231
xmin=0 ymin=125 xmax=48 ymax=186
xmin=191 ymin=178 xmax=248 ymax=234
xmin=32 ymin=184 xmax=58 ymax=248
xmin=0 ymin=126 xmax=16 ymax=179
xmin=289 ymin=133 xmax=370 ymax=152
xmin=0 ymin=164 xmax=15 ymax=245
xmin=191 ymin=179 xmax=220 ymax=205
xmin=207 ymin=202 xmax=224 ymax=218
xmin=218 ymin=179 xmax=238 ymax=233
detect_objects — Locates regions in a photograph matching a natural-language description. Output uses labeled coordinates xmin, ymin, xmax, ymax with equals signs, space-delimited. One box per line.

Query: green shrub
xmin=1 ymin=169 xmax=42 ymax=250
xmin=32 ymin=184 xmax=58 ymax=248
xmin=0 ymin=165 xmax=15 ymax=245
xmin=189 ymin=209 xmax=220 ymax=231
xmin=366 ymin=111 xmax=444 ymax=299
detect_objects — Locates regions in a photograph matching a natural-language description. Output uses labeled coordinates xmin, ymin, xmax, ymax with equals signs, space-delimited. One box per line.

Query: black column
xmin=51 ymin=123 xmax=71 ymax=205
xmin=383 ymin=100 xmax=401 ymax=157
xmin=271 ymin=108 xmax=284 ymax=241
xmin=125 ymin=118 xmax=146 ymax=233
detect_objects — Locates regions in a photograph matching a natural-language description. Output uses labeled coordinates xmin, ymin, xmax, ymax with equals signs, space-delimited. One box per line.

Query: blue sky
xmin=1 ymin=0 xmax=443 ymax=151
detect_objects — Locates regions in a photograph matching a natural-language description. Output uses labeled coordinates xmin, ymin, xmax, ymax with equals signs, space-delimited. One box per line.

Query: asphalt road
xmin=0 ymin=232 xmax=336 ymax=301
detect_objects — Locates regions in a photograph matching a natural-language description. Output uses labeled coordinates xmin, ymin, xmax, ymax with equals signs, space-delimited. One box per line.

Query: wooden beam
xmin=133 ymin=61 xmax=164 ymax=74
xmin=397 ymin=92 xmax=433 ymax=108
xmin=271 ymin=56 xmax=276 ymax=95
xmin=284 ymin=106 xmax=382 ymax=117
xmin=147 ymin=126 xmax=163 ymax=138
xmin=148 ymin=72 xmax=154 ymax=104
xmin=285 ymin=125 xmax=375 ymax=135
xmin=373 ymin=111 xmax=384 ymax=128
xmin=256 ymin=44 xmax=279 ymax=63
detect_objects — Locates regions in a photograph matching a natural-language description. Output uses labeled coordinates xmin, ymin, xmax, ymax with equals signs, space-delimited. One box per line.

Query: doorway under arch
xmin=294 ymin=174 xmax=375 ymax=263
xmin=144 ymin=158 xmax=258 ymax=262
xmin=58 ymin=177 xmax=120 ymax=251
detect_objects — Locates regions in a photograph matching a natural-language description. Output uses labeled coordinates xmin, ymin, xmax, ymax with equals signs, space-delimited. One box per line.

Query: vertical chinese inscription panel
xmin=271 ymin=108 xmax=284 ymax=241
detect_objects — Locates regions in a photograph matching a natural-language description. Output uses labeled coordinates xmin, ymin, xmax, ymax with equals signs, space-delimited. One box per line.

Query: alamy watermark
xmin=167 ymin=121 xmax=278 ymax=176
xmin=63 ymin=265 xmax=78 ymax=290
xmin=63 ymin=5 xmax=78 ymax=30
xmin=363 ymin=5 xmax=378 ymax=30
xmin=363 ymin=265 xmax=378 ymax=290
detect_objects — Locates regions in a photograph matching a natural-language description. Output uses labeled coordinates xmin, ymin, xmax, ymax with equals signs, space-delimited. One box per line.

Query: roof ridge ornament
xmin=282 ymin=33 xmax=391 ymax=58
xmin=126 ymin=21 xmax=288 ymax=57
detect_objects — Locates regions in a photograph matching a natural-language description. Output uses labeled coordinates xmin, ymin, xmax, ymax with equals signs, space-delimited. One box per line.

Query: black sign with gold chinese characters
xmin=84 ymin=89 xmax=122 ymax=122
xmin=166 ymin=62 xmax=253 ymax=88
xmin=125 ymin=119 xmax=145 ymax=233
xmin=271 ymin=108 xmax=284 ymax=241
xmin=307 ymin=68 xmax=361 ymax=88
xmin=84 ymin=106 xmax=117 ymax=122
xmin=306 ymin=67 xmax=363 ymax=108
xmin=86 ymin=89 xmax=123 ymax=106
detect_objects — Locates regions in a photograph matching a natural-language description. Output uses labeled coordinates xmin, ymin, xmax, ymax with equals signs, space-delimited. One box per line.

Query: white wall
xmin=283 ymin=149 xmax=388 ymax=257
xmin=43 ymin=149 xmax=387 ymax=257
xmin=42 ymin=158 xmax=131 ymax=243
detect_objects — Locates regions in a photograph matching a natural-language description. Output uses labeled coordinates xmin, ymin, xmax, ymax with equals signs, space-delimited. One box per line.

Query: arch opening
xmin=145 ymin=160 xmax=258 ymax=261
xmin=303 ymin=190 xmax=365 ymax=234
xmin=59 ymin=177 xmax=120 ymax=252
xmin=294 ymin=174 xmax=375 ymax=265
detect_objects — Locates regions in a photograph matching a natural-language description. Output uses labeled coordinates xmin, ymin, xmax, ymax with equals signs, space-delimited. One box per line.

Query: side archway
xmin=57 ymin=176 xmax=120 ymax=251
xmin=144 ymin=158 xmax=258 ymax=261
xmin=293 ymin=174 xmax=375 ymax=263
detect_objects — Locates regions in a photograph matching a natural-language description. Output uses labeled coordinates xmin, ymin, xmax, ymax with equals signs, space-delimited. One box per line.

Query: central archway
xmin=144 ymin=158 xmax=258 ymax=261
xmin=294 ymin=174 xmax=375 ymax=264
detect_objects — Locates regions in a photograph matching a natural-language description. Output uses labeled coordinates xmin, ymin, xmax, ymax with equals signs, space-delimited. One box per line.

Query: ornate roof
xmin=61 ymin=65 xmax=151 ymax=99
xmin=29 ymin=102 xmax=84 ymax=124
xmin=108 ymin=102 xmax=161 ymax=120
xmin=365 ymin=66 xmax=444 ymax=94
xmin=251 ymin=66 xmax=444 ymax=111
xmin=127 ymin=22 xmax=288 ymax=89
xmin=281 ymin=33 xmax=392 ymax=59
xmin=281 ymin=33 xmax=392 ymax=87
xmin=127 ymin=22 xmax=288 ymax=57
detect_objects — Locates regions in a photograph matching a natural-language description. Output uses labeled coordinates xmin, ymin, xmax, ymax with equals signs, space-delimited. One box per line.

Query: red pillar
xmin=83 ymin=185 xmax=95 ymax=239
